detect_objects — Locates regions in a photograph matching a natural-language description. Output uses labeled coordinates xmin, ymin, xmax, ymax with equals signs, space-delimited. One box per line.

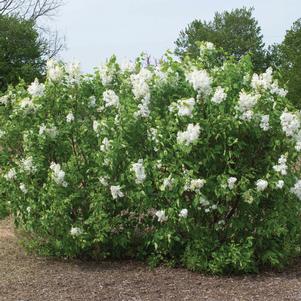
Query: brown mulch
xmin=1 ymin=219 xmax=301 ymax=301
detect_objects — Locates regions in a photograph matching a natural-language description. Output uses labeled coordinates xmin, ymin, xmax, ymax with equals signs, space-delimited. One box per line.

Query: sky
xmin=50 ymin=0 xmax=301 ymax=72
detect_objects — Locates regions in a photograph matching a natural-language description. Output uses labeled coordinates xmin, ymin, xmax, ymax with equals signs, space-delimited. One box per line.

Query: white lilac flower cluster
xmin=237 ymin=92 xmax=259 ymax=121
xmin=4 ymin=168 xmax=17 ymax=181
xmin=280 ymin=111 xmax=300 ymax=137
xmin=131 ymin=159 xmax=146 ymax=184
xmin=227 ymin=177 xmax=237 ymax=190
xmin=50 ymin=162 xmax=68 ymax=187
xmin=177 ymin=123 xmax=200 ymax=145
xmin=20 ymin=156 xmax=37 ymax=175
xmin=46 ymin=59 xmax=64 ymax=82
xmin=70 ymin=227 xmax=82 ymax=236
xmin=160 ymin=175 xmax=174 ymax=191
xmin=99 ymin=64 xmax=114 ymax=86
xmin=186 ymin=69 xmax=212 ymax=95
xmin=27 ymin=79 xmax=45 ymax=98
xmin=66 ymin=62 xmax=81 ymax=84
xmin=251 ymin=67 xmax=287 ymax=97
xmin=273 ymin=155 xmax=288 ymax=175
xmin=66 ymin=112 xmax=75 ymax=123
xmin=110 ymin=185 xmax=124 ymax=199
xmin=103 ymin=90 xmax=120 ymax=108
xmin=176 ymin=98 xmax=195 ymax=117
xmin=256 ymin=179 xmax=268 ymax=192
xmin=39 ymin=124 xmax=58 ymax=138
xmin=147 ymin=128 xmax=159 ymax=152
xmin=291 ymin=180 xmax=301 ymax=200
xmin=211 ymin=86 xmax=227 ymax=104
xmin=100 ymin=137 xmax=111 ymax=152
xmin=260 ymin=115 xmax=270 ymax=131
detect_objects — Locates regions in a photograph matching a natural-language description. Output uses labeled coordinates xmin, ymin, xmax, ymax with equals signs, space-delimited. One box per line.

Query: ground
xmin=1 ymin=219 xmax=301 ymax=301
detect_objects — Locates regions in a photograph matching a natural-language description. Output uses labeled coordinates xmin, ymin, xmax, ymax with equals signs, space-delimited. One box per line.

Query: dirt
xmin=1 ymin=219 xmax=301 ymax=301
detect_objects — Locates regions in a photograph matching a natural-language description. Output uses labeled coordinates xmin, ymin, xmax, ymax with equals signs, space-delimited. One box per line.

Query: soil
xmin=1 ymin=218 xmax=301 ymax=301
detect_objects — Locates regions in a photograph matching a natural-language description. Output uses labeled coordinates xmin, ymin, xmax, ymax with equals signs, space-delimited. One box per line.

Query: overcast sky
xmin=51 ymin=0 xmax=301 ymax=72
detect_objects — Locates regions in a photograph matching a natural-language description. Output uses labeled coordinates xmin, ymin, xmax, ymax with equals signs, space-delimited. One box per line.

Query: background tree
xmin=0 ymin=15 xmax=45 ymax=91
xmin=276 ymin=19 xmax=301 ymax=108
xmin=175 ymin=7 xmax=266 ymax=71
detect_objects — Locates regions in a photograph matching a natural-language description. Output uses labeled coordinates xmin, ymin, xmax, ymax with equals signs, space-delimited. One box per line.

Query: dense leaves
xmin=0 ymin=46 xmax=301 ymax=274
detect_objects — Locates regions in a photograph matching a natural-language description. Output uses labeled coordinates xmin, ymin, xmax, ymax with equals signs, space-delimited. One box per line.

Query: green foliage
xmin=175 ymin=7 xmax=266 ymax=72
xmin=0 ymin=15 xmax=45 ymax=92
xmin=276 ymin=19 xmax=301 ymax=108
xmin=1 ymin=47 xmax=301 ymax=274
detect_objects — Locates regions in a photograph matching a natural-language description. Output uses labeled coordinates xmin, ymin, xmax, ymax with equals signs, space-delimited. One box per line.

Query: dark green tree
xmin=175 ymin=7 xmax=266 ymax=71
xmin=0 ymin=15 xmax=46 ymax=91
xmin=277 ymin=19 xmax=301 ymax=108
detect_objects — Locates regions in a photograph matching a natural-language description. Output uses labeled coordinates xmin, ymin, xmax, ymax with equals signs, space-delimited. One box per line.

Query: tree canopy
xmin=175 ymin=7 xmax=266 ymax=71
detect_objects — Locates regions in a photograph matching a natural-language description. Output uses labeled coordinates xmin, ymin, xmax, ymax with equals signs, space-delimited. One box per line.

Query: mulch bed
xmin=1 ymin=218 xmax=301 ymax=301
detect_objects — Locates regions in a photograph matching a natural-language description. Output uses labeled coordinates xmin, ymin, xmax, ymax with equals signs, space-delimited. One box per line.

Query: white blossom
xmin=110 ymin=185 xmax=124 ymax=199
xmin=19 ymin=183 xmax=28 ymax=194
xmin=99 ymin=64 xmax=114 ymax=86
xmin=186 ymin=69 xmax=212 ymax=94
xmin=66 ymin=112 xmax=75 ymax=123
xmin=260 ymin=115 xmax=270 ymax=131
xmin=134 ymin=97 xmax=150 ymax=118
xmin=93 ymin=120 xmax=100 ymax=133
xmin=227 ymin=177 xmax=237 ymax=190
xmin=20 ymin=156 xmax=37 ymax=174
xmin=237 ymin=92 xmax=259 ymax=119
xmin=211 ymin=86 xmax=226 ymax=104
xmin=130 ymin=68 xmax=152 ymax=100
xmin=276 ymin=180 xmax=284 ymax=189
xmin=47 ymin=59 xmax=64 ymax=82
xmin=273 ymin=155 xmax=288 ymax=175
xmin=189 ymin=179 xmax=206 ymax=191
xmin=160 ymin=175 xmax=174 ymax=191
xmin=177 ymin=123 xmax=200 ymax=145
xmin=177 ymin=98 xmax=195 ymax=116
xmin=100 ymin=137 xmax=111 ymax=152
xmin=155 ymin=210 xmax=168 ymax=223
xmin=256 ymin=179 xmax=268 ymax=192
xmin=290 ymin=180 xmax=301 ymax=200
xmin=99 ymin=176 xmax=109 ymax=186
xmin=27 ymin=78 xmax=45 ymax=97
xmin=88 ymin=96 xmax=96 ymax=108
xmin=251 ymin=68 xmax=273 ymax=91
xmin=179 ymin=208 xmax=188 ymax=218
xmin=70 ymin=227 xmax=82 ymax=236
xmin=4 ymin=168 xmax=16 ymax=181
xmin=295 ymin=141 xmax=301 ymax=152
xmin=131 ymin=159 xmax=146 ymax=184
xmin=280 ymin=111 xmax=300 ymax=137
xmin=39 ymin=124 xmax=58 ymax=138
xmin=103 ymin=90 xmax=119 ymax=108
xmin=50 ymin=162 xmax=68 ymax=187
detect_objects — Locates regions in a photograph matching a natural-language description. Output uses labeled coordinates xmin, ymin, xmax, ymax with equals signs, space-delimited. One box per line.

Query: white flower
xmin=19 ymin=183 xmax=28 ymax=194
xmin=20 ymin=156 xmax=37 ymax=174
xmin=160 ymin=175 xmax=174 ymax=191
xmin=190 ymin=179 xmax=206 ymax=191
xmin=280 ymin=111 xmax=300 ymax=137
xmin=273 ymin=155 xmax=288 ymax=176
xmin=130 ymin=68 xmax=152 ymax=100
xmin=131 ymin=159 xmax=146 ymax=184
xmin=103 ymin=90 xmax=119 ymax=108
xmin=99 ymin=64 xmax=114 ymax=86
xmin=237 ymin=92 xmax=258 ymax=115
xmin=134 ymin=97 xmax=150 ymax=118
xmin=240 ymin=110 xmax=254 ymax=121
xmin=291 ymin=180 xmax=301 ymax=200
xmin=70 ymin=227 xmax=82 ymax=236
xmin=100 ymin=137 xmax=111 ymax=152
xmin=256 ymin=179 xmax=268 ymax=192
xmin=110 ymin=185 xmax=124 ymax=199
xmin=211 ymin=86 xmax=226 ymax=104
xmin=177 ymin=123 xmax=200 ymax=145
xmin=66 ymin=112 xmax=75 ymax=123
xmin=186 ymin=69 xmax=212 ymax=94
xmin=0 ymin=95 xmax=9 ymax=105
xmin=93 ymin=120 xmax=100 ymax=133
xmin=66 ymin=62 xmax=81 ymax=84
xmin=295 ymin=141 xmax=301 ymax=152
xmin=50 ymin=162 xmax=68 ymax=187
xmin=99 ymin=176 xmax=109 ymax=186
xmin=39 ymin=124 xmax=58 ymax=138
xmin=4 ymin=168 xmax=16 ymax=181
xmin=155 ymin=210 xmax=168 ymax=223
xmin=0 ymin=130 xmax=5 ymax=138
xmin=270 ymin=82 xmax=287 ymax=97
xmin=20 ymin=98 xmax=35 ymax=112
xmin=251 ymin=68 xmax=273 ymax=91
xmin=177 ymin=98 xmax=195 ymax=116
xmin=179 ymin=208 xmax=188 ymax=218
xmin=276 ymin=180 xmax=284 ymax=189
xmin=227 ymin=177 xmax=237 ymax=189
xmin=88 ymin=96 xmax=96 ymax=108
xmin=260 ymin=115 xmax=270 ymax=131
xmin=28 ymin=78 xmax=45 ymax=97
xmin=47 ymin=59 xmax=64 ymax=82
